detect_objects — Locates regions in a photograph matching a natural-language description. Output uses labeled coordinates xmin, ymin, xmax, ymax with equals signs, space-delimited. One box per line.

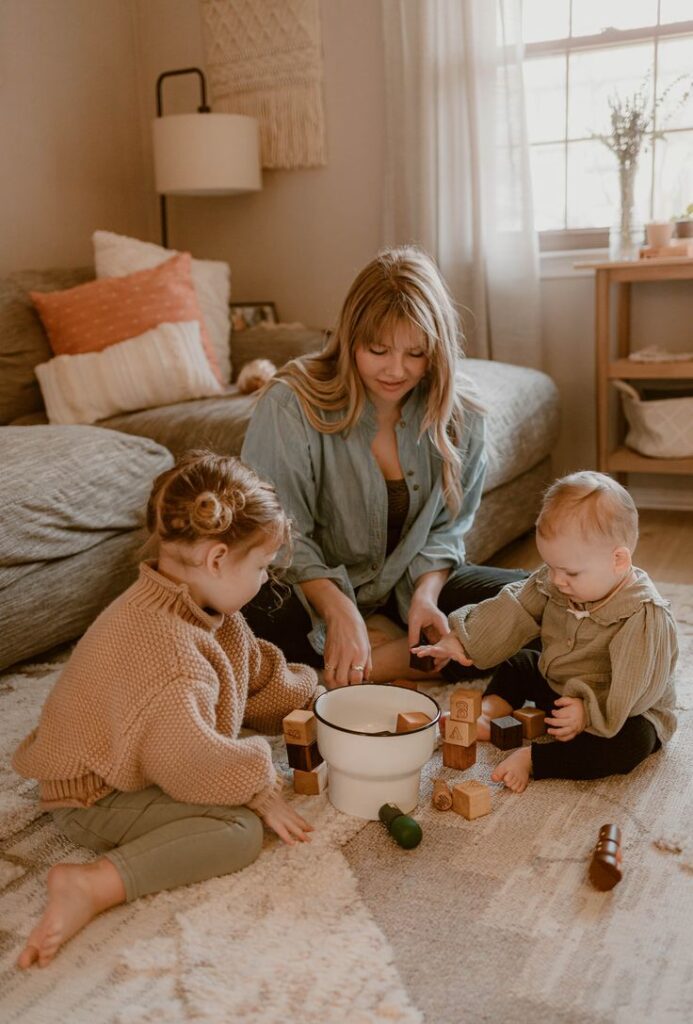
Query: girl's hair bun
xmin=190 ymin=491 xmax=234 ymax=535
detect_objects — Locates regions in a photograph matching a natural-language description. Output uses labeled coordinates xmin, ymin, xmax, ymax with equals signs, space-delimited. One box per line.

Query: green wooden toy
xmin=378 ymin=803 xmax=423 ymax=849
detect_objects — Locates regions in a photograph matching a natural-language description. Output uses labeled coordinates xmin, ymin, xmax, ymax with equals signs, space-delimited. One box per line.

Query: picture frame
xmin=229 ymin=301 xmax=278 ymax=332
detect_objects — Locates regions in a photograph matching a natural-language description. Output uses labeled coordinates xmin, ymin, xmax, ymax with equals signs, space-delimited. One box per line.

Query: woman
xmin=241 ymin=246 xmax=526 ymax=688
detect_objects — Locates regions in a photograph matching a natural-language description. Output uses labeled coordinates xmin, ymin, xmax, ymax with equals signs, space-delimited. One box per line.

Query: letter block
xmin=511 ymin=707 xmax=546 ymax=739
xmin=293 ymin=761 xmax=328 ymax=796
xmin=452 ymin=780 xmax=491 ymax=820
xmin=286 ymin=741 xmax=323 ymax=772
xmin=396 ymin=711 xmax=432 ymax=733
xmin=282 ymin=710 xmax=317 ymax=746
xmin=449 ymin=688 xmax=482 ymax=723
xmin=442 ymin=741 xmax=476 ymax=770
xmin=490 ymin=716 xmax=523 ymax=750
xmin=444 ymin=718 xmax=476 ymax=747
xmin=432 ymin=778 xmax=453 ymax=810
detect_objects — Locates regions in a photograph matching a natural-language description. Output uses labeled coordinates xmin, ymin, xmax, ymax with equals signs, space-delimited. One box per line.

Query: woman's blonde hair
xmin=536 ymin=471 xmax=639 ymax=550
xmin=274 ymin=246 xmax=470 ymax=513
xmin=146 ymin=450 xmax=291 ymax=554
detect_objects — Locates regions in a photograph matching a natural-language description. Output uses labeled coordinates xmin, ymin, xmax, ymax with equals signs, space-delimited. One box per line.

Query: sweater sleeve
xmin=240 ymin=618 xmax=318 ymax=735
xmin=448 ymin=572 xmax=546 ymax=669
xmin=562 ymin=602 xmax=679 ymax=738
xmin=134 ymin=675 xmax=276 ymax=806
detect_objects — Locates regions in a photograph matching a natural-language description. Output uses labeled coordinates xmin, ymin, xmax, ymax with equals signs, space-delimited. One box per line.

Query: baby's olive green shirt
xmin=450 ymin=566 xmax=677 ymax=742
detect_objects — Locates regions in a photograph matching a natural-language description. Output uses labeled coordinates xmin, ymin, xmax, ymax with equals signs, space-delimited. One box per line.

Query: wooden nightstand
xmin=577 ymin=257 xmax=693 ymax=477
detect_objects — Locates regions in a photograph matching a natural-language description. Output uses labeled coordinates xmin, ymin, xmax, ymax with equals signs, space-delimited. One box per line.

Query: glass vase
xmin=609 ymin=160 xmax=643 ymax=261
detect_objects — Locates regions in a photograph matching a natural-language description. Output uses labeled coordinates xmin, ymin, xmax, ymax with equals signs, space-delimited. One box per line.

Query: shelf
xmin=607 ymin=448 xmax=693 ymax=475
xmin=607 ymin=359 xmax=693 ymax=379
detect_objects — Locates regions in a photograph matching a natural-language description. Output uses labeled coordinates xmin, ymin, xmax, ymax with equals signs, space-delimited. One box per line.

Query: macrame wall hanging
xmin=199 ymin=0 xmax=327 ymax=170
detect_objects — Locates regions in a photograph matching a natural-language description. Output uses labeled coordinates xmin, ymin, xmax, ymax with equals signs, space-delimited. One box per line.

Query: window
xmin=522 ymin=0 xmax=693 ymax=250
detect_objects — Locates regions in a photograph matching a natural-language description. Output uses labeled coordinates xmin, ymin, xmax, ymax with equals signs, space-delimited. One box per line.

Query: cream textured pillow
xmin=93 ymin=230 xmax=232 ymax=383
xmin=35 ymin=321 xmax=223 ymax=425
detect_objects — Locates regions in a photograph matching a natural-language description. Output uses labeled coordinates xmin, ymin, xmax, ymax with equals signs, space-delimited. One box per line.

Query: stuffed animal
xmin=236 ymin=358 xmax=277 ymax=394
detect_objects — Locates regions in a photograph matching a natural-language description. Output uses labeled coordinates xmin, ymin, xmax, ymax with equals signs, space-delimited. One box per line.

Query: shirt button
xmin=371 ymin=563 xmax=378 ymax=571
xmin=407 ymin=470 xmax=414 ymax=477
xmin=413 ymin=484 xmax=420 ymax=491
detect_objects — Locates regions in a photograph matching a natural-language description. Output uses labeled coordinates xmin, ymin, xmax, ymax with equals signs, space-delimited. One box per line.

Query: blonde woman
xmin=241 ymin=247 xmax=527 ymax=688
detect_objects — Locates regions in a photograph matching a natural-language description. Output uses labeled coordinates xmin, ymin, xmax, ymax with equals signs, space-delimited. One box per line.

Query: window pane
xmin=568 ymin=42 xmax=655 ymax=140
xmin=530 ymin=143 xmax=566 ymax=230
xmin=656 ymin=36 xmax=693 ymax=131
xmin=522 ymin=0 xmax=569 ymax=43
xmin=571 ymin=0 xmax=658 ymax=37
xmin=653 ymin=130 xmax=693 ymax=220
xmin=523 ymin=56 xmax=566 ymax=143
xmin=660 ymin=1 xmax=693 ymax=25
xmin=566 ymin=139 xmax=651 ymax=228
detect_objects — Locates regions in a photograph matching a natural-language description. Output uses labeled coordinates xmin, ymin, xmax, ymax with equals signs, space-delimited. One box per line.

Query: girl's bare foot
xmin=492 ymin=746 xmax=532 ymax=793
xmin=17 ymin=858 xmax=126 ymax=969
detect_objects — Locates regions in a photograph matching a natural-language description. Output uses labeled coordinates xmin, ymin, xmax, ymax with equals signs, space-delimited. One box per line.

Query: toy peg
xmin=378 ymin=803 xmax=423 ymax=849
xmin=432 ymin=778 xmax=453 ymax=810
xmin=589 ymin=823 xmax=623 ymax=891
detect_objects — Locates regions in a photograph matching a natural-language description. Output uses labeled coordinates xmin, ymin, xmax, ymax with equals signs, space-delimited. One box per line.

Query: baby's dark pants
xmin=484 ymin=649 xmax=661 ymax=780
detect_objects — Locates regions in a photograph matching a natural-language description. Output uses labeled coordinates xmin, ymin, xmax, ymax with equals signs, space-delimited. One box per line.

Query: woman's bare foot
xmin=17 ymin=858 xmax=126 ymax=969
xmin=492 ymin=746 xmax=532 ymax=793
xmin=476 ymin=695 xmax=513 ymax=742
xmin=476 ymin=714 xmax=492 ymax=741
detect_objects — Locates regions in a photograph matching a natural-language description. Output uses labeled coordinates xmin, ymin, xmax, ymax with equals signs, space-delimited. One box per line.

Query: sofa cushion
xmin=0 ymin=268 xmax=93 ymax=425
xmin=0 ymin=426 xmax=173 ymax=591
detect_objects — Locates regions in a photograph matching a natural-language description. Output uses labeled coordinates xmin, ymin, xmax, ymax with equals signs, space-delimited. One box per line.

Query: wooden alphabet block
xmin=293 ymin=761 xmax=328 ymax=796
xmin=432 ymin=778 xmax=453 ymax=810
xmin=452 ymin=780 xmax=491 ymax=820
xmin=444 ymin=718 xmax=476 ymax=747
xmin=282 ymin=709 xmax=317 ymax=746
xmin=449 ymin=687 xmax=482 ymax=723
xmin=396 ymin=711 xmax=432 ymax=733
xmin=286 ymin=740 xmax=323 ymax=771
xmin=490 ymin=716 xmax=523 ymax=750
xmin=511 ymin=707 xmax=546 ymax=739
xmin=442 ymin=741 xmax=476 ymax=770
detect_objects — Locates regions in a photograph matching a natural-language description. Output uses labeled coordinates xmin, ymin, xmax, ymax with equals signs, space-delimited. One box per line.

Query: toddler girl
xmin=13 ymin=451 xmax=318 ymax=968
xmin=414 ymin=472 xmax=678 ymax=792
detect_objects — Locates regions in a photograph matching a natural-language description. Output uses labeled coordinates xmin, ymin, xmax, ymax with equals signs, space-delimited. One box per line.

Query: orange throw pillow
xmin=31 ymin=252 xmax=222 ymax=382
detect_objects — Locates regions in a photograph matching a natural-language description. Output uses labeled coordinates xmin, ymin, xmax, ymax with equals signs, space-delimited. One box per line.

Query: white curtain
xmin=382 ymin=0 xmax=543 ymax=367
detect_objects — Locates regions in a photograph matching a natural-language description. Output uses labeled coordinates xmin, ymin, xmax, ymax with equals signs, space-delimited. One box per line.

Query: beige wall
xmin=0 ymin=0 xmax=149 ymax=274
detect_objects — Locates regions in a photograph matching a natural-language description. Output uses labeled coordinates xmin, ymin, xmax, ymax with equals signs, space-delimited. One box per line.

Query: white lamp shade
xmin=152 ymin=112 xmax=261 ymax=195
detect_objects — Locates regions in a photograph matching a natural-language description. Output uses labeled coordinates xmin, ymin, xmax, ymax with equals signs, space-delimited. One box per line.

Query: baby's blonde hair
xmin=146 ymin=450 xmax=291 ymax=555
xmin=536 ymin=472 xmax=638 ymax=550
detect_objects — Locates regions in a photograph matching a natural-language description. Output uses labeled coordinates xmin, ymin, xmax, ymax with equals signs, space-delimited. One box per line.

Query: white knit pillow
xmin=35 ymin=321 xmax=223 ymax=425
xmin=93 ymin=230 xmax=232 ymax=383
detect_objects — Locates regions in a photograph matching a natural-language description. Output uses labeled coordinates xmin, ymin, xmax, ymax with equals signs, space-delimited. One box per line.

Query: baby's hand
xmin=545 ymin=696 xmax=586 ymax=741
xmin=257 ymin=792 xmax=314 ymax=845
xmin=411 ymin=633 xmax=473 ymax=666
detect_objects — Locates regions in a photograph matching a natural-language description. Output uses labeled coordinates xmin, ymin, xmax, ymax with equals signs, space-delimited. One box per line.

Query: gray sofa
xmin=0 ymin=267 xmax=560 ymax=671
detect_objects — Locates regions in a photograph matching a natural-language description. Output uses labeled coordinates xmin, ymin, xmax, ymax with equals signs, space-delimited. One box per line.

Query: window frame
xmin=523 ymin=16 xmax=693 ymax=252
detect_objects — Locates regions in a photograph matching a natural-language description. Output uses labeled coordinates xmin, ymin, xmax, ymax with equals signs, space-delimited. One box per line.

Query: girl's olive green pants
xmin=53 ymin=785 xmax=263 ymax=902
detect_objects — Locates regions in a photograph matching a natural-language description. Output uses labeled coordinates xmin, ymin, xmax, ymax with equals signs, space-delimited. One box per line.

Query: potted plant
xmin=674 ymin=204 xmax=693 ymax=238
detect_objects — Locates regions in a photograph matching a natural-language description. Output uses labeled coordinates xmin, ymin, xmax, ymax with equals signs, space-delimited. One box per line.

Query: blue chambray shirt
xmin=241 ymin=379 xmax=487 ymax=654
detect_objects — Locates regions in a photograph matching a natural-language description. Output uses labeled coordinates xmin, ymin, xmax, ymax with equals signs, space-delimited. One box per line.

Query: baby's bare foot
xmin=17 ymin=859 xmax=125 ymax=969
xmin=491 ymin=746 xmax=532 ymax=793
xmin=476 ymin=714 xmax=492 ymax=742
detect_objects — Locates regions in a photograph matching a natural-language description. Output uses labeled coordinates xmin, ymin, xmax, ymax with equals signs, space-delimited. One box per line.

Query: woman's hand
xmin=545 ymin=696 xmax=586 ymax=742
xmin=257 ymin=791 xmax=314 ymax=845
xmin=411 ymin=633 xmax=473 ymax=666
xmin=407 ymin=589 xmax=451 ymax=672
xmin=323 ymin=599 xmax=372 ymax=688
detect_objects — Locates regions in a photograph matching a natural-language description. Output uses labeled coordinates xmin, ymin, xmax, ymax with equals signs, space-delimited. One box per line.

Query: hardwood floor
xmin=490 ymin=509 xmax=693 ymax=584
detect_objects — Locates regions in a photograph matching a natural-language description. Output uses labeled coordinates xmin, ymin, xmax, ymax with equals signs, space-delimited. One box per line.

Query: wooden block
xmin=452 ymin=780 xmax=491 ymax=820
xmin=390 ymin=678 xmax=419 ymax=691
xmin=293 ymin=761 xmax=328 ymax=795
xmin=512 ymin=707 xmax=546 ymax=739
xmin=282 ymin=709 xmax=317 ymax=746
xmin=432 ymin=778 xmax=453 ymax=811
xmin=589 ymin=823 xmax=623 ymax=891
xmin=449 ymin=687 xmax=482 ymax=723
xmin=490 ymin=716 xmax=523 ymax=750
xmin=444 ymin=718 xmax=476 ymax=746
xmin=442 ymin=741 xmax=476 ymax=770
xmin=396 ymin=711 xmax=432 ymax=733
xmin=409 ymin=629 xmax=435 ymax=672
xmin=286 ymin=740 xmax=323 ymax=771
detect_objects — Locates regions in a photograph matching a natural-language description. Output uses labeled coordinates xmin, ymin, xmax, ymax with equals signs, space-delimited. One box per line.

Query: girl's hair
xmin=273 ymin=246 xmax=472 ymax=514
xmin=536 ymin=471 xmax=639 ymax=550
xmin=146 ymin=450 xmax=291 ymax=554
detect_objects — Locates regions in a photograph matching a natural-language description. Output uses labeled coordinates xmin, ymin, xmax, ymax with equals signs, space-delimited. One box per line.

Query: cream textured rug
xmin=1 ymin=583 xmax=692 ymax=1023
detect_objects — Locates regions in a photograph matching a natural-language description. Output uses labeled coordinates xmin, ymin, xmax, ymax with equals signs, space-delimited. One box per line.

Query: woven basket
xmin=614 ymin=380 xmax=693 ymax=458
